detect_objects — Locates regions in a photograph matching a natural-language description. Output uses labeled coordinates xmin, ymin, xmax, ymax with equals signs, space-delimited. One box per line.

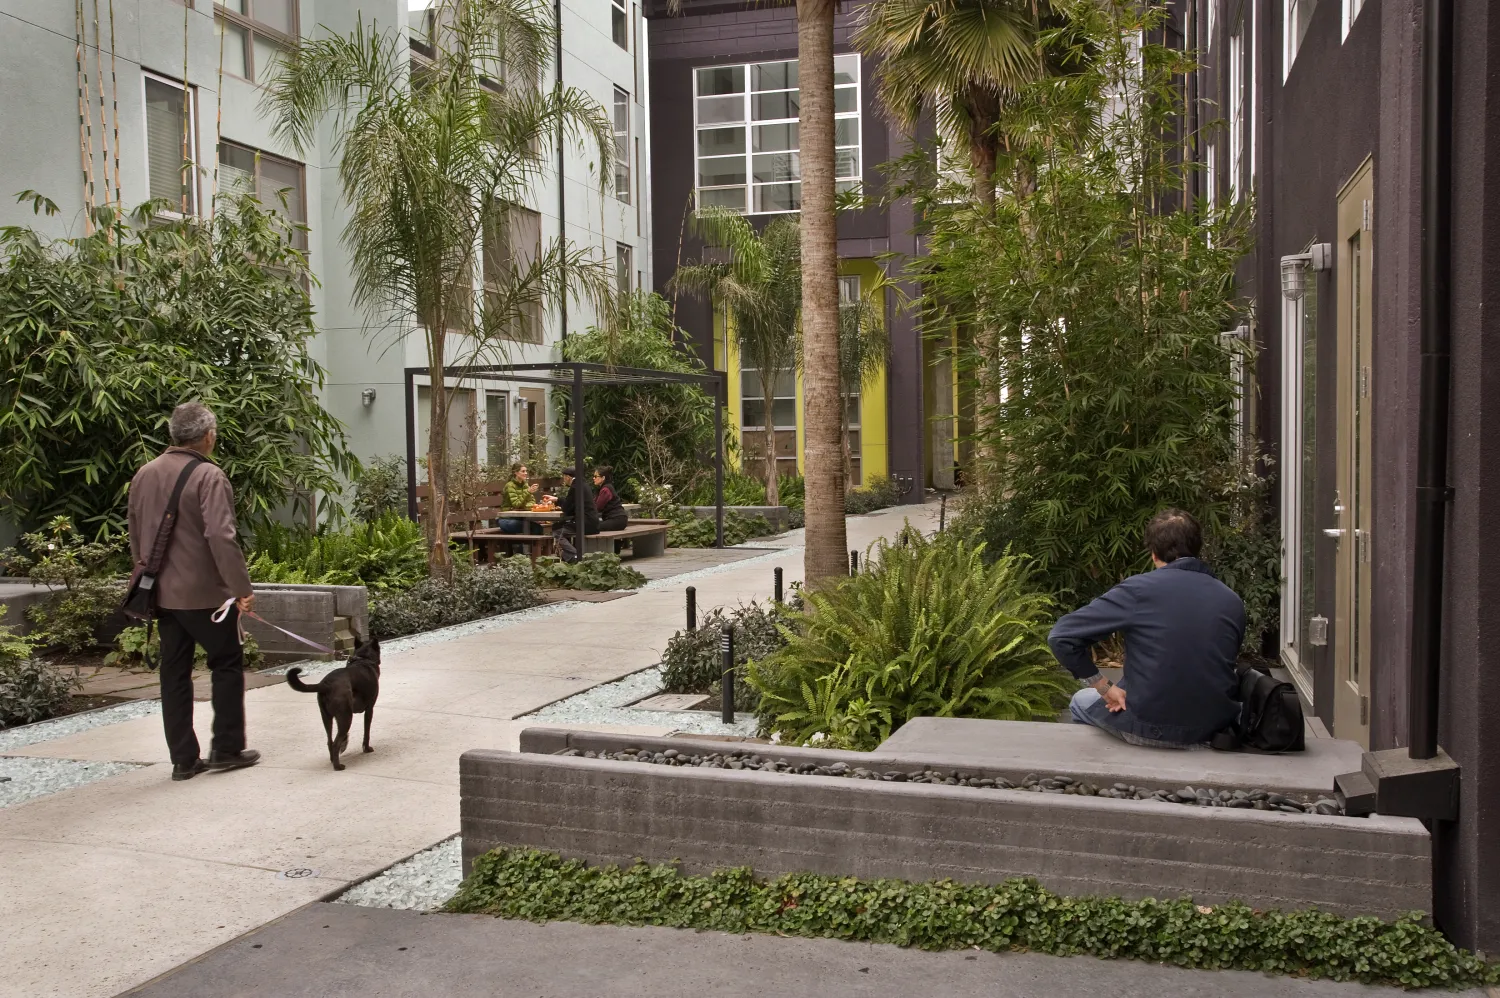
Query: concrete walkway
xmin=124 ymin=903 xmax=1489 ymax=998
xmin=0 ymin=507 xmax=934 ymax=998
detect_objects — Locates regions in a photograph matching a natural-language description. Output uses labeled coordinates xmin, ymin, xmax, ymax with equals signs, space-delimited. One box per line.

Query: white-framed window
xmin=1284 ymin=0 xmax=1318 ymax=77
xmin=218 ymin=140 xmax=307 ymax=249
xmin=214 ymin=0 xmax=297 ymax=84
xmin=693 ymin=54 xmax=861 ymax=215
xmin=615 ymin=242 xmax=633 ymax=295
xmin=839 ymin=274 xmax=865 ymax=486
xmin=481 ymin=202 xmax=544 ymax=343
xmin=613 ymin=87 xmax=631 ymax=203
xmin=1206 ymin=0 xmax=1216 ymax=45
xmin=1228 ymin=26 xmax=1246 ymax=202
xmin=144 ymin=74 xmax=199 ymax=216
xmin=611 ymin=0 xmax=628 ymax=49
xmin=1280 ymin=272 xmax=1319 ymax=701
xmin=1206 ymin=143 xmax=1218 ymax=213
xmin=1341 ymin=0 xmax=1367 ymax=38
xmin=740 ymin=366 xmax=798 ymax=478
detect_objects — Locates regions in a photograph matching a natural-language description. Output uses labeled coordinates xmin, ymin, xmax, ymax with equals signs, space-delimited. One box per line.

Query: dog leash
xmin=212 ymin=598 xmax=338 ymax=656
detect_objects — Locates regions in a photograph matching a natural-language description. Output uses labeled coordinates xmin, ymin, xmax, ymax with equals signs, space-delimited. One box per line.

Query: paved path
xmin=0 ymin=507 xmax=934 ymax=998
xmin=124 ymin=903 xmax=1488 ymax=998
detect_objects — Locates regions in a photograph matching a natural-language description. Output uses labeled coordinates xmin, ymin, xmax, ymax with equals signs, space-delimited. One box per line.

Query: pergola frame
xmin=402 ymin=362 xmax=729 ymax=548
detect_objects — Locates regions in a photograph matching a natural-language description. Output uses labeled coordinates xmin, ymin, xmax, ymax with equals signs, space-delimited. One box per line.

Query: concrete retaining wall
xmin=246 ymin=584 xmax=368 ymax=660
xmin=463 ymin=735 xmax=1432 ymax=921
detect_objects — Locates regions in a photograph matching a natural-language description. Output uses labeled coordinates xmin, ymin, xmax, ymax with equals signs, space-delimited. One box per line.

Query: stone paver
xmin=123 ymin=902 xmax=1484 ymax=998
xmin=0 ymin=506 xmax=935 ymax=998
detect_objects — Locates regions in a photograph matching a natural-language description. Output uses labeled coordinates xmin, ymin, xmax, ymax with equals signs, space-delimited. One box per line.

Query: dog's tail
xmin=285 ymin=667 xmax=323 ymax=694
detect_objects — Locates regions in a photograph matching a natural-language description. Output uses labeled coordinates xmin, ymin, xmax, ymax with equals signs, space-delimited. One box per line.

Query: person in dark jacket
xmin=550 ymin=469 xmax=600 ymax=562
xmin=1048 ymin=509 xmax=1245 ymax=748
xmin=593 ymin=466 xmax=628 ymax=532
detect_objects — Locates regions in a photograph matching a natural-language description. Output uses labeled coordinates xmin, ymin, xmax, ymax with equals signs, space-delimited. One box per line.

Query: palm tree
xmin=670 ymin=209 xmax=801 ymax=507
xmin=797 ymin=0 xmax=848 ymax=586
xmin=263 ymin=0 xmax=611 ymax=575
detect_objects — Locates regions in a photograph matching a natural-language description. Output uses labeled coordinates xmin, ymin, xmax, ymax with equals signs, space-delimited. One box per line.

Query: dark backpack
xmin=1211 ymin=666 xmax=1306 ymax=753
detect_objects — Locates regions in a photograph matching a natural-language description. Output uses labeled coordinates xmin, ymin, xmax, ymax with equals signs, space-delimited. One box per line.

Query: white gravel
xmin=0 ymin=699 xmax=162 ymax=752
xmin=0 ymin=755 xmax=144 ymax=809
xmin=336 ymin=836 xmax=464 ymax=911
xmin=523 ymin=665 xmax=761 ymax=737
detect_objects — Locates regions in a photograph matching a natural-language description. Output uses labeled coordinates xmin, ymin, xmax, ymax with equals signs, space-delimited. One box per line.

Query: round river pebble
xmin=568 ymin=747 xmax=1347 ymax=817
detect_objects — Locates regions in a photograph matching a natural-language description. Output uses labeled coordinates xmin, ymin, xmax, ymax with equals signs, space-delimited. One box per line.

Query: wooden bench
xmin=582 ymin=522 xmax=670 ymax=558
xmin=451 ymin=529 xmax=555 ymax=566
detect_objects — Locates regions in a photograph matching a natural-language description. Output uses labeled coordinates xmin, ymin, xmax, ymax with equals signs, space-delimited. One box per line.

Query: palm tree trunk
xmin=797 ymin=0 xmax=846 ymax=586
xmin=425 ymin=322 xmax=453 ymax=579
xmin=762 ymin=369 xmax=780 ymax=507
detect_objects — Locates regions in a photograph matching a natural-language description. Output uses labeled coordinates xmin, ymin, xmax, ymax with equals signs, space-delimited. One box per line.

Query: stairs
xmin=332 ymin=615 xmax=357 ymax=655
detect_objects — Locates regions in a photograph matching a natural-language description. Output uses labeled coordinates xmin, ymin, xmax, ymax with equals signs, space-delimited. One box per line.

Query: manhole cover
xmin=632 ymin=693 xmax=710 ymax=711
xmin=278 ymin=868 xmax=319 ymax=880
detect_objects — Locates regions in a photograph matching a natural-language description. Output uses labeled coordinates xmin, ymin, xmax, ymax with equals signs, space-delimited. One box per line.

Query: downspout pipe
xmin=1408 ymin=0 xmax=1455 ymax=760
xmin=555 ymin=0 xmax=568 ymax=345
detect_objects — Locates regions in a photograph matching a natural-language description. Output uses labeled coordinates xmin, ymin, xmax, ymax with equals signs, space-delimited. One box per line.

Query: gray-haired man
xmin=128 ymin=402 xmax=261 ymax=780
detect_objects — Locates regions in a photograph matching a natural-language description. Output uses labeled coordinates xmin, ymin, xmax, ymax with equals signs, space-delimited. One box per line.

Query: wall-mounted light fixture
xmin=361 ymin=387 xmax=377 ymax=407
xmin=1280 ymin=243 xmax=1333 ymax=301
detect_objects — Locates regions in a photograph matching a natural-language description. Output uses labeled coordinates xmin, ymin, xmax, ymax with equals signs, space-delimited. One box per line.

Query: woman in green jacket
xmin=498 ymin=463 xmax=537 ymax=534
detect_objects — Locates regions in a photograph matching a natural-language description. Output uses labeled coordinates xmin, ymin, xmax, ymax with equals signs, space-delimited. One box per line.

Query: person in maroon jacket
xmin=592 ymin=466 xmax=628 ymax=532
xmin=127 ymin=402 xmax=261 ymax=781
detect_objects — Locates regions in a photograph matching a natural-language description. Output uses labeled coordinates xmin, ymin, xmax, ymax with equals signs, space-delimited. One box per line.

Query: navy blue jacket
xmin=1048 ymin=558 xmax=1244 ymax=744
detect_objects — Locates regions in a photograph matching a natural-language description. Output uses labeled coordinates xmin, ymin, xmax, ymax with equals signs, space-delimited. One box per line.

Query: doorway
xmin=1332 ymin=159 xmax=1374 ymax=748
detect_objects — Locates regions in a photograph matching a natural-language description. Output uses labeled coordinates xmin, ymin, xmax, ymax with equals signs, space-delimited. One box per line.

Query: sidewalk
xmin=125 ymin=902 xmax=1489 ymax=998
xmin=0 ymin=507 xmax=934 ymax=998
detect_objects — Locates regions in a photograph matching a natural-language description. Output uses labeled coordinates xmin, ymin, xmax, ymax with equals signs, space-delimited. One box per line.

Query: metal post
xmin=573 ymin=364 xmax=586 ymax=561
xmin=849 ymin=550 xmax=858 ymax=575
xmin=720 ymin=623 xmax=735 ymax=724
xmin=773 ymin=567 xmax=783 ymax=603
xmin=686 ymin=586 xmax=697 ymax=631
xmin=714 ymin=373 xmax=725 ymax=548
xmin=404 ymin=368 xmax=418 ymax=522
xmin=939 ymin=494 xmax=947 ymax=533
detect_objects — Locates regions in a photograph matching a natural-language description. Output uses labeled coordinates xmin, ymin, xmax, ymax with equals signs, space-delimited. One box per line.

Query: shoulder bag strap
xmin=143 ymin=454 xmax=207 ymax=575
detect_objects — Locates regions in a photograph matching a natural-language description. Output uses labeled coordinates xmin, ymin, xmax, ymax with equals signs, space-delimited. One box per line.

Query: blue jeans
xmin=1069 ymin=688 xmax=1207 ymax=750
xmin=497 ymin=518 xmax=523 ymax=534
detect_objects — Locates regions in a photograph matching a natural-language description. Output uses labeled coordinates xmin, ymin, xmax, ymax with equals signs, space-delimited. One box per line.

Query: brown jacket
xmin=127 ymin=447 xmax=254 ymax=610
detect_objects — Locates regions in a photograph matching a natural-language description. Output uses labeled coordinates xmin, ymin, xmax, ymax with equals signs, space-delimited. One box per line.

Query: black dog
xmin=286 ymin=638 xmax=381 ymax=771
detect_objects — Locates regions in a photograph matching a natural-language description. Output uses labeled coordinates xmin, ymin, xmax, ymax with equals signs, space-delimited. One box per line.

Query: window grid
xmin=144 ymin=74 xmax=199 ymax=216
xmin=613 ymin=87 xmax=631 ymax=203
xmin=218 ymin=139 xmax=307 ymax=250
xmin=694 ymin=54 xmax=861 ymax=215
xmin=214 ymin=0 xmax=297 ymax=84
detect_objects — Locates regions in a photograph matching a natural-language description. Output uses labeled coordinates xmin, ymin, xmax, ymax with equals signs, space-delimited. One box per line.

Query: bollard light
xmin=849 ymin=550 xmax=859 ymax=575
xmin=720 ymin=623 xmax=735 ymax=724
xmin=773 ymin=566 xmax=784 ymax=603
xmin=686 ymin=586 xmax=697 ymax=631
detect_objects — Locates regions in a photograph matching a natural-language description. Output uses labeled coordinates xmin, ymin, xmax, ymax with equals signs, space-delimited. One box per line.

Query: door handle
xmin=1323 ymin=528 xmax=1345 ymax=539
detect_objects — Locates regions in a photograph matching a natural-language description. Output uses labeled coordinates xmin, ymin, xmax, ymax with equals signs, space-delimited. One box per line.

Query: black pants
xmin=600 ymin=513 xmax=628 ymax=532
xmin=158 ymin=606 xmax=246 ymax=767
xmin=555 ymin=522 xmax=601 ymax=561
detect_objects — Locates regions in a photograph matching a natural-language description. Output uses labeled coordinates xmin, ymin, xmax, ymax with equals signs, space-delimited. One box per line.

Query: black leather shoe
xmin=171 ymin=760 xmax=208 ymax=781
xmin=206 ymin=749 xmax=261 ymax=772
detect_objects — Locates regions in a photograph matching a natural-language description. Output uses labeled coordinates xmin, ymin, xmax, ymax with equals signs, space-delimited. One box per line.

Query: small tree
xmin=265 ymin=0 xmax=612 ymax=576
xmin=671 ymin=211 xmax=802 ymax=506
xmin=0 ymin=195 xmax=354 ymax=537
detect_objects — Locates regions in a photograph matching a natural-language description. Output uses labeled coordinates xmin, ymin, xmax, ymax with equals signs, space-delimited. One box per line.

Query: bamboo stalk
xmin=181 ymin=0 xmax=190 ymax=215
xmin=74 ymin=0 xmax=96 ymax=231
xmin=91 ymin=0 xmax=110 ymax=209
xmin=106 ymin=0 xmax=122 ymax=207
xmin=214 ymin=2 xmax=225 ymax=204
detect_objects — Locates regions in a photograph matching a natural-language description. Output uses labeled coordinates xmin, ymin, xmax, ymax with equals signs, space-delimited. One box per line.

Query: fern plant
xmin=749 ymin=527 xmax=1075 ymax=749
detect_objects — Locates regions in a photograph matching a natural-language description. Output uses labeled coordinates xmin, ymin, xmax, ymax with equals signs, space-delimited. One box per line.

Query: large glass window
xmin=1228 ymin=27 xmax=1245 ymax=202
xmin=839 ymin=274 xmax=865 ymax=486
xmin=613 ymin=88 xmax=631 ymax=203
xmin=1284 ymin=0 xmax=1317 ymax=76
xmin=611 ymin=0 xmax=628 ymax=49
xmin=218 ymin=140 xmax=306 ymax=249
xmin=482 ymin=202 xmax=544 ymax=343
xmin=145 ymin=76 xmax=198 ymax=215
xmin=215 ymin=0 xmax=296 ymax=83
xmin=1342 ymin=0 xmax=1367 ymax=38
xmin=1280 ymin=272 xmax=1318 ymax=697
xmin=694 ymin=54 xmax=860 ymax=214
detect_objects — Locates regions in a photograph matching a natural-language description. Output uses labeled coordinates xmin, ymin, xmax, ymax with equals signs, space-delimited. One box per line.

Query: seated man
xmin=550 ymin=469 xmax=601 ymax=562
xmin=1047 ymin=508 xmax=1244 ymax=749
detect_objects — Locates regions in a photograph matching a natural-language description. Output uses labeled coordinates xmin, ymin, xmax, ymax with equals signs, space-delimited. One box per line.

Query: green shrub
xmin=369 ymin=560 xmax=542 ymax=639
xmin=844 ymin=474 xmax=901 ymax=515
xmin=247 ymin=513 xmax=427 ymax=593
xmin=105 ymin=624 xmax=264 ymax=670
xmin=448 ymin=850 xmax=1500 ymax=991
xmin=775 ymin=474 xmax=805 ymax=510
xmin=531 ymin=553 xmax=646 ymax=592
xmin=0 ymin=607 xmax=76 ymax=727
xmin=351 ymin=456 xmax=407 ymax=523
xmin=681 ymin=471 xmax=772 ymax=508
xmin=1202 ymin=461 xmax=1281 ymax=653
xmin=659 ymin=601 xmax=789 ymax=712
xmin=749 ymin=528 xmax=1075 ymax=750
xmin=666 ymin=507 xmax=777 ymax=548
xmin=0 ymin=517 xmax=127 ymax=652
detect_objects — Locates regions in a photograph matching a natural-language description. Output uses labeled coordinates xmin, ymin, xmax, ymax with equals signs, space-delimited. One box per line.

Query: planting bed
xmin=561 ymin=745 xmax=1346 ymax=816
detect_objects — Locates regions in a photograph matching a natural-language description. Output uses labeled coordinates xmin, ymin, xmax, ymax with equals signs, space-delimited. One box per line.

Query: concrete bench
xmin=459 ymin=726 xmax=1431 ymax=923
xmin=245 ymin=583 xmax=368 ymax=661
xmin=583 ymin=522 xmax=669 ymax=558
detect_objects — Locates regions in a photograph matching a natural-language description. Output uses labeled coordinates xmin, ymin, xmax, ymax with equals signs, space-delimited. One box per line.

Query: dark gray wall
xmin=646 ymin=0 xmax=926 ymax=496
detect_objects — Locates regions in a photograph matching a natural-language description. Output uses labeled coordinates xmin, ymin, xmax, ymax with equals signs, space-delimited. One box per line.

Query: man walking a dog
xmin=128 ymin=402 xmax=261 ymax=781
